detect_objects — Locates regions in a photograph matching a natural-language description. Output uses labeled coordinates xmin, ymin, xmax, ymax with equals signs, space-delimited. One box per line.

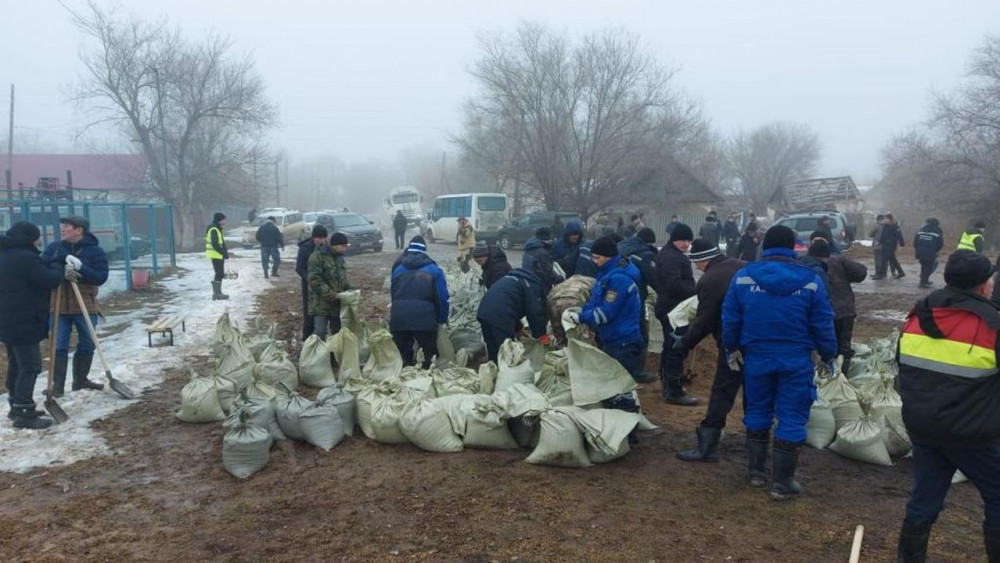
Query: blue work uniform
xmin=721 ymin=247 xmax=837 ymax=443
xmin=581 ymin=255 xmax=644 ymax=377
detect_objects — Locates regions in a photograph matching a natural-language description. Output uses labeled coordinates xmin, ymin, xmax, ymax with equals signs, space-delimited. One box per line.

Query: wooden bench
xmin=146 ymin=315 xmax=187 ymax=347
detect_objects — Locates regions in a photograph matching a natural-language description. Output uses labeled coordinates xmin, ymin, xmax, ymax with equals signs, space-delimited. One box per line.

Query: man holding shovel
xmin=0 ymin=222 xmax=65 ymax=428
xmin=41 ymin=215 xmax=109 ymax=396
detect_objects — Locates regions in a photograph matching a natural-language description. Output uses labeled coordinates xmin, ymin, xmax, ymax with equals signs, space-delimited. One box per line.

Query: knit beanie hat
xmin=329 ymin=232 xmax=349 ymax=246
xmin=590 ymin=235 xmax=619 ymax=258
xmin=407 ymin=235 xmax=427 ymax=252
xmin=311 ymin=224 xmax=329 ymax=238
xmin=945 ymin=250 xmax=994 ymax=290
xmin=472 ymin=242 xmax=490 ymax=258
xmin=534 ymin=227 xmax=553 ymax=241
xmin=212 ymin=212 xmax=226 ymax=224
xmin=637 ymin=227 xmax=656 ymax=245
xmin=688 ymin=239 xmax=720 ymax=262
xmin=808 ymin=238 xmax=831 ymax=258
xmin=668 ymin=223 xmax=694 ymax=243
xmin=7 ymin=221 xmax=40 ymax=242
xmin=762 ymin=225 xmax=796 ymax=250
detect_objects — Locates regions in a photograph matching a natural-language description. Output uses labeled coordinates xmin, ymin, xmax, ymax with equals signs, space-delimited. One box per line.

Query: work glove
xmin=816 ymin=358 xmax=837 ymax=380
xmin=726 ymin=350 xmax=744 ymax=372
xmin=65 ymin=255 xmax=82 ymax=271
xmin=670 ymin=330 xmax=686 ymax=351
xmin=64 ymin=263 xmax=82 ymax=282
xmin=538 ymin=334 xmax=552 ymax=347
xmin=565 ymin=311 xmax=581 ymax=326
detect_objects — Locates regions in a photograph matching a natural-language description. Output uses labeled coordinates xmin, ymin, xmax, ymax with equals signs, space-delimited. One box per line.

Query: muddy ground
xmin=0 ymin=246 xmax=991 ymax=561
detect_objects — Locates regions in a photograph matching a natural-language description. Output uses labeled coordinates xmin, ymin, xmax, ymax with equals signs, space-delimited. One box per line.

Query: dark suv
xmin=315 ymin=212 xmax=384 ymax=255
xmin=496 ymin=211 xmax=581 ymax=249
xmin=772 ymin=211 xmax=856 ymax=253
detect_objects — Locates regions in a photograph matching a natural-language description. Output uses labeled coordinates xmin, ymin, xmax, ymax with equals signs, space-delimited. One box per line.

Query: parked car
xmin=496 ymin=211 xmax=581 ymax=249
xmin=315 ymin=212 xmax=384 ymax=255
xmin=242 ymin=210 xmax=308 ymax=248
xmin=772 ymin=211 xmax=856 ymax=254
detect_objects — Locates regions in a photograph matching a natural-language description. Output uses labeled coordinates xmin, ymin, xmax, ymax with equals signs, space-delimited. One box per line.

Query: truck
xmin=383 ymin=186 xmax=424 ymax=228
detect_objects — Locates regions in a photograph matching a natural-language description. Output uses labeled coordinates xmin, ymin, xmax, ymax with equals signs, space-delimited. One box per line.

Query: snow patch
xmin=0 ymin=252 xmax=266 ymax=474
xmin=866 ymin=310 xmax=908 ymax=323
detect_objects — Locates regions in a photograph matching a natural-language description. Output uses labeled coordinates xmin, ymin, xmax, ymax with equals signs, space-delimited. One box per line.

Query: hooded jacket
xmin=42 ymin=231 xmax=109 ymax=315
xmin=552 ymin=221 xmax=586 ymax=275
xmin=296 ymin=238 xmax=318 ymax=281
xmin=913 ymin=221 xmax=944 ymax=261
xmin=392 ymin=212 xmax=408 ymax=232
xmin=255 ymin=220 xmax=284 ymax=249
xmin=653 ymin=244 xmax=696 ymax=321
xmin=823 ymin=255 xmax=867 ymax=318
xmin=307 ymin=244 xmax=350 ymax=316
xmin=721 ymin=248 xmax=837 ymax=359
xmin=480 ymin=246 xmax=512 ymax=289
xmin=0 ymin=231 xmax=65 ymax=345
xmin=581 ymin=256 xmax=643 ymax=346
xmin=899 ymin=286 xmax=1000 ymax=446
xmin=477 ymin=268 xmax=547 ymax=338
xmin=522 ymin=237 xmax=557 ymax=295
xmin=617 ymin=235 xmax=658 ymax=303
xmin=390 ymin=251 xmax=450 ymax=332
xmin=681 ymin=256 xmax=745 ymax=350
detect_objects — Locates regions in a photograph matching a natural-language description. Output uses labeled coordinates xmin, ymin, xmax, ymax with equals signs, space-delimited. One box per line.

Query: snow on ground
xmin=856 ymin=239 xmax=874 ymax=247
xmin=865 ymin=309 xmax=909 ymax=323
xmin=0 ymin=251 xmax=266 ymax=473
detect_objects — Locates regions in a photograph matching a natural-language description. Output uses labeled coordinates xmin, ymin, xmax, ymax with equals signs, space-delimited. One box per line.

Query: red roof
xmin=2 ymin=154 xmax=147 ymax=193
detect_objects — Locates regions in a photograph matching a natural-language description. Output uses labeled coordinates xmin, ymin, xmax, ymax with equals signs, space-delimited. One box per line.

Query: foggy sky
xmin=6 ymin=0 xmax=1000 ymax=181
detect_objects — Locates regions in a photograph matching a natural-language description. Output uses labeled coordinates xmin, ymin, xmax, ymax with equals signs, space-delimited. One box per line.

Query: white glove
xmin=65 ymin=255 xmax=82 ymax=271
xmin=64 ymin=263 xmax=82 ymax=282
xmin=566 ymin=311 xmax=581 ymax=325
xmin=726 ymin=350 xmax=744 ymax=372
xmin=816 ymin=359 xmax=836 ymax=380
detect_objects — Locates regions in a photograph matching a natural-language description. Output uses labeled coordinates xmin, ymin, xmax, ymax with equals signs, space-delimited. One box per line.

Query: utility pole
xmin=6 ymin=84 xmax=13 ymax=200
xmin=151 ymin=68 xmax=168 ymax=191
xmin=440 ymin=151 xmax=449 ymax=195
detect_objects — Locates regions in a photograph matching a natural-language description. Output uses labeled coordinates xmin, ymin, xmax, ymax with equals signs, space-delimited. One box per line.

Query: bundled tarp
xmin=565 ymin=338 xmax=637 ymax=406
xmin=177 ymin=370 xmax=227 ymax=423
xmin=273 ymin=382 xmax=314 ymax=441
xmin=222 ymin=411 xmax=272 ymax=479
xmin=547 ymin=276 xmax=595 ymax=345
xmin=299 ymin=334 xmax=338 ymax=388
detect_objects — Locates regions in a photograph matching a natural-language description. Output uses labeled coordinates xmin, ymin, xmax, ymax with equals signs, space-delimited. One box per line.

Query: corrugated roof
xmin=771 ymin=176 xmax=860 ymax=209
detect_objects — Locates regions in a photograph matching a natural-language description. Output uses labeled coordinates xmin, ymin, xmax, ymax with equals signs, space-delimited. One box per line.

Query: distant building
xmin=768 ymin=176 xmax=863 ymax=216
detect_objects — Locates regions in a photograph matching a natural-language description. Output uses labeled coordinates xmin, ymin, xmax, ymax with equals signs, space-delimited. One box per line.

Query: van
xmin=425 ymin=193 xmax=508 ymax=244
xmin=242 ymin=210 xmax=308 ymax=248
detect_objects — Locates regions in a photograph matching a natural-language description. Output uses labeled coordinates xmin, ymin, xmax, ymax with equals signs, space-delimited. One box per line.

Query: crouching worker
xmin=0 ymin=222 xmax=65 ymax=429
xmin=477 ymin=268 xmax=550 ymax=364
xmin=721 ymin=225 xmax=837 ymax=500
xmin=390 ymin=236 xmax=450 ymax=369
xmin=308 ymin=232 xmax=351 ymax=340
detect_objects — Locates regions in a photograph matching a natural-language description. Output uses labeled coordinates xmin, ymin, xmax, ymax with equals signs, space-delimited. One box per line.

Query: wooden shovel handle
xmin=68 ymin=281 xmax=112 ymax=375
xmin=47 ymin=284 xmax=63 ymax=396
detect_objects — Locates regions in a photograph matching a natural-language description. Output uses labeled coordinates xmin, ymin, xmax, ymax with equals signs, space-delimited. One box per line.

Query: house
xmin=2 ymin=154 xmax=148 ymax=201
xmin=768 ymin=176 xmax=863 ymax=216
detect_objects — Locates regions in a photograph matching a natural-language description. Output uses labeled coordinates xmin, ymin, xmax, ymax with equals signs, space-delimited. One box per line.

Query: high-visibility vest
xmin=957 ymin=231 xmax=983 ymax=252
xmin=899 ymin=307 xmax=999 ymax=379
xmin=205 ymin=226 xmax=225 ymax=260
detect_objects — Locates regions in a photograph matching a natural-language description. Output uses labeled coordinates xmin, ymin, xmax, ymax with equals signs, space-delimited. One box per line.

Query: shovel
xmin=68 ymin=280 xmax=136 ymax=400
xmin=43 ymin=284 xmax=69 ymax=423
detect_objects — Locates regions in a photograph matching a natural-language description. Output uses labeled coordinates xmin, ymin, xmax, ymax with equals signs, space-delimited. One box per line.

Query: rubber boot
xmin=263 ymin=268 xmax=269 ymax=279
xmin=897 ymin=523 xmax=931 ymax=563
xmin=746 ymin=430 xmax=769 ymax=488
xmin=664 ymin=374 xmax=698 ymax=406
xmin=52 ymin=354 xmax=68 ymax=398
xmin=11 ymin=404 xmax=53 ymax=430
xmin=212 ymin=281 xmax=230 ymax=300
xmin=7 ymin=405 xmax=48 ymax=421
xmin=271 ymin=267 xmax=279 ymax=278
xmin=677 ymin=426 xmax=721 ymax=462
xmin=770 ymin=439 xmax=803 ymax=500
xmin=985 ymin=525 xmax=1000 ymax=563
xmin=72 ymin=354 xmax=103 ymax=391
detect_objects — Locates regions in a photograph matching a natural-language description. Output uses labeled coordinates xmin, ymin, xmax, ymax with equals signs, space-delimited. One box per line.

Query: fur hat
xmin=945 ymin=250 xmax=994 ymax=290
xmin=7 ymin=221 xmax=40 ymax=242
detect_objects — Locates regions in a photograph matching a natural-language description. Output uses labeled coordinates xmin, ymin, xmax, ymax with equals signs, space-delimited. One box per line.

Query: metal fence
xmin=0 ymin=200 xmax=176 ymax=291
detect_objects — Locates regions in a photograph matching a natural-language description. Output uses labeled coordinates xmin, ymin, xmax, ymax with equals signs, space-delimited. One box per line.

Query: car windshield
xmin=333 ymin=214 xmax=369 ymax=227
xmin=303 ymin=212 xmax=317 ymax=223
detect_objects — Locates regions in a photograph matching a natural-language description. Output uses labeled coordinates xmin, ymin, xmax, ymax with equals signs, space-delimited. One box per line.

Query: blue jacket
xmin=0 ymin=231 xmax=65 ymax=345
xmin=617 ymin=236 xmax=657 ymax=302
xmin=477 ymin=268 xmax=547 ymax=337
xmin=581 ymin=256 xmax=643 ymax=346
xmin=390 ymin=251 xmax=450 ymax=332
xmin=721 ymin=248 xmax=837 ymax=360
xmin=913 ymin=223 xmax=944 ymax=261
xmin=41 ymin=231 xmax=109 ymax=287
xmin=522 ymin=237 xmax=557 ymax=295
xmin=255 ymin=220 xmax=284 ymax=249
xmin=553 ymin=221 xmax=590 ymax=276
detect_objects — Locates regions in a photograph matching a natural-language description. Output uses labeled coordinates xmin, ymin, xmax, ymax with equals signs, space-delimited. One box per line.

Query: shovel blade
xmin=43 ymin=393 xmax=69 ymax=424
xmin=107 ymin=371 xmax=136 ymax=400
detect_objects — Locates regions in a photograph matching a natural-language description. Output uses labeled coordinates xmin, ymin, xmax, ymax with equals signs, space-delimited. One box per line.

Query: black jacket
xmin=900 ymin=287 xmax=1000 ymax=446
xmin=722 ymin=221 xmax=740 ymax=244
xmin=880 ymin=222 xmax=904 ymax=252
xmin=296 ymin=238 xmax=317 ymax=283
xmin=477 ymin=268 xmax=547 ymax=338
xmin=0 ymin=232 xmax=64 ymax=345
xmin=618 ymin=236 xmax=658 ymax=303
xmin=736 ymin=233 xmax=758 ymax=262
xmin=913 ymin=223 xmax=944 ymax=261
xmin=653 ymin=244 xmax=696 ymax=321
xmin=255 ymin=221 xmax=284 ymax=249
xmin=481 ymin=246 xmax=512 ymax=289
xmin=823 ymin=255 xmax=867 ymax=318
xmin=681 ymin=256 xmax=745 ymax=350
xmin=699 ymin=220 xmax=721 ymax=245
xmin=392 ymin=213 xmax=407 ymax=232
xmin=522 ymin=238 xmax=558 ymax=296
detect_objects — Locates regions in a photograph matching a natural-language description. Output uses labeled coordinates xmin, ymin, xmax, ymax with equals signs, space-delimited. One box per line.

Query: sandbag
xmin=316 ymin=385 xmax=356 ymax=437
xmin=327 ymin=328 xmax=362 ymax=382
xmin=256 ymin=342 xmax=299 ymax=391
xmin=212 ymin=312 xmax=247 ymax=358
xmin=358 ymin=321 xmax=374 ymax=365
xmin=880 ymin=415 xmax=912 ymax=458
xmin=667 ymin=295 xmax=699 ymax=330
xmin=535 ymin=350 xmax=573 ymax=407
xmin=818 ymin=374 xmax=863 ymax=431
xmin=432 ymin=366 xmax=480 ymax=397
xmin=356 ymin=381 xmax=413 ymax=444
xmin=299 ymin=334 xmax=338 ymax=388
xmin=177 ymin=370 xmax=226 ymax=423
xmin=214 ymin=374 xmax=238 ymax=414
xmin=805 ymin=396 xmax=837 ymax=449
xmin=229 ymin=391 xmax=285 ymax=441
xmin=568 ymin=408 xmax=641 ymax=464
xmin=450 ymin=326 xmax=484 ymax=356
xmin=828 ymin=415 xmax=892 ymax=466
xmin=495 ymin=340 xmax=535 ymax=393
xmin=300 ymin=402 xmax=345 ymax=451
xmin=493 ymin=383 xmax=551 ymax=417
xmin=478 ymin=361 xmax=498 ymax=395
xmin=368 ymin=393 xmax=409 ymax=444
xmin=463 ymin=397 xmax=519 ymax=450
xmin=399 ymin=399 xmax=464 ymax=453
xmin=273 ymin=383 xmax=314 ymax=441
xmin=525 ymin=408 xmax=592 ymax=468
xmin=519 ymin=336 xmax=547 ymax=373
xmin=565 ymin=338 xmax=637 ymax=406
xmin=363 ymin=329 xmax=404 ymax=382
xmin=222 ymin=412 xmax=272 ymax=479
xmin=243 ymin=376 xmax=278 ymax=402
xmin=336 ymin=289 xmax=363 ymax=337
xmin=436 ymin=324 xmax=457 ymax=363
xmin=869 ymin=379 xmax=904 ymax=428
xmin=216 ymin=341 xmax=255 ymax=386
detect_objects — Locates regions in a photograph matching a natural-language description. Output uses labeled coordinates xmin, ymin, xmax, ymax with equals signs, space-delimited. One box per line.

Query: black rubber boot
xmin=263 ymin=269 xmax=269 ymax=279
xmin=897 ymin=523 xmax=931 ymax=562
xmin=664 ymin=374 xmax=698 ymax=406
xmin=677 ymin=426 xmax=721 ymax=462
xmin=7 ymin=405 xmax=48 ymax=421
xmin=271 ymin=268 xmax=279 ymax=278
xmin=985 ymin=525 xmax=1000 ymax=563
xmin=52 ymin=355 xmax=69 ymax=398
xmin=212 ymin=281 xmax=230 ymax=300
xmin=770 ymin=439 xmax=803 ymax=500
xmin=11 ymin=404 xmax=53 ymax=430
xmin=72 ymin=354 xmax=103 ymax=392
xmin=746 ymin=430 xmax=769 ymax=488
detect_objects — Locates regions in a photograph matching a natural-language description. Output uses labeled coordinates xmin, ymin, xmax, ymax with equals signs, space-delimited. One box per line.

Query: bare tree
xmin=68 ymin=2 xmax=277 ymax=248
xmin=726 ymin=122 xmax=820 ymax=214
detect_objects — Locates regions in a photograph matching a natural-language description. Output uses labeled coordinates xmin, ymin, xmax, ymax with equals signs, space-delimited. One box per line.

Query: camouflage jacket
xmin=307 ymin=244 xmax=350 ymax=316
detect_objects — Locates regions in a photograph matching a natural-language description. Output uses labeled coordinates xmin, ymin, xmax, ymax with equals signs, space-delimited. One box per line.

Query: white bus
xmin=425 ymin=193 xmax=508 ymax=244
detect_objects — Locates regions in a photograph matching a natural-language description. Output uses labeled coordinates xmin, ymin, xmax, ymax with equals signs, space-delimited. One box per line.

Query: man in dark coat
xmin=736 ymin=223 xmax=759 ymax=262
xmin=552 ymin=221 xmax=586 ymax=276
xmin=914 ymin=217 xmax=944 ymax=289
xmin=807 ymin=239 xmax=868 ymax=374
xmin=392 ymin=210 xmax=408 ymax=250
xmin=42 ymin=215 xmax=110 ymax=395
xmin=522 ymin=227 xmax=559 ymax=296
xmin=699 ymin=214 xmax=721 ymax=246
xmin=674 ymin=239 xmax=746 ymax=462
xmin=618 ymin=227 xmax=659 ymax=383
xmin=0 ymin=222 xmax=65 ymax=429
xmin=811 ymin=216 xmax=840 ymax=255
xmin=296 ymin=225 xmax=328 ymax=340
xmin=255 ymin=216 xmax=285 ymax=278
xmin=653 ymin=223 xmax=698 ymax=405
xmin=390 ymin=237 xmax=450 ymax=369
xmin=476 ymin=268 xmax=549 ymax=364
xmin=723 ymin=215 xmax=741 ymax=258
xmin=473 ymin=243 xmax=511 ymax=289
xmin=875 ymin=213 xmax=906 ymax=279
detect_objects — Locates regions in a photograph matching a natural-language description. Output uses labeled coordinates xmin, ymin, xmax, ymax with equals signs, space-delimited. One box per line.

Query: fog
xmin=6 ymin=0 xmax=1000 ymax=215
